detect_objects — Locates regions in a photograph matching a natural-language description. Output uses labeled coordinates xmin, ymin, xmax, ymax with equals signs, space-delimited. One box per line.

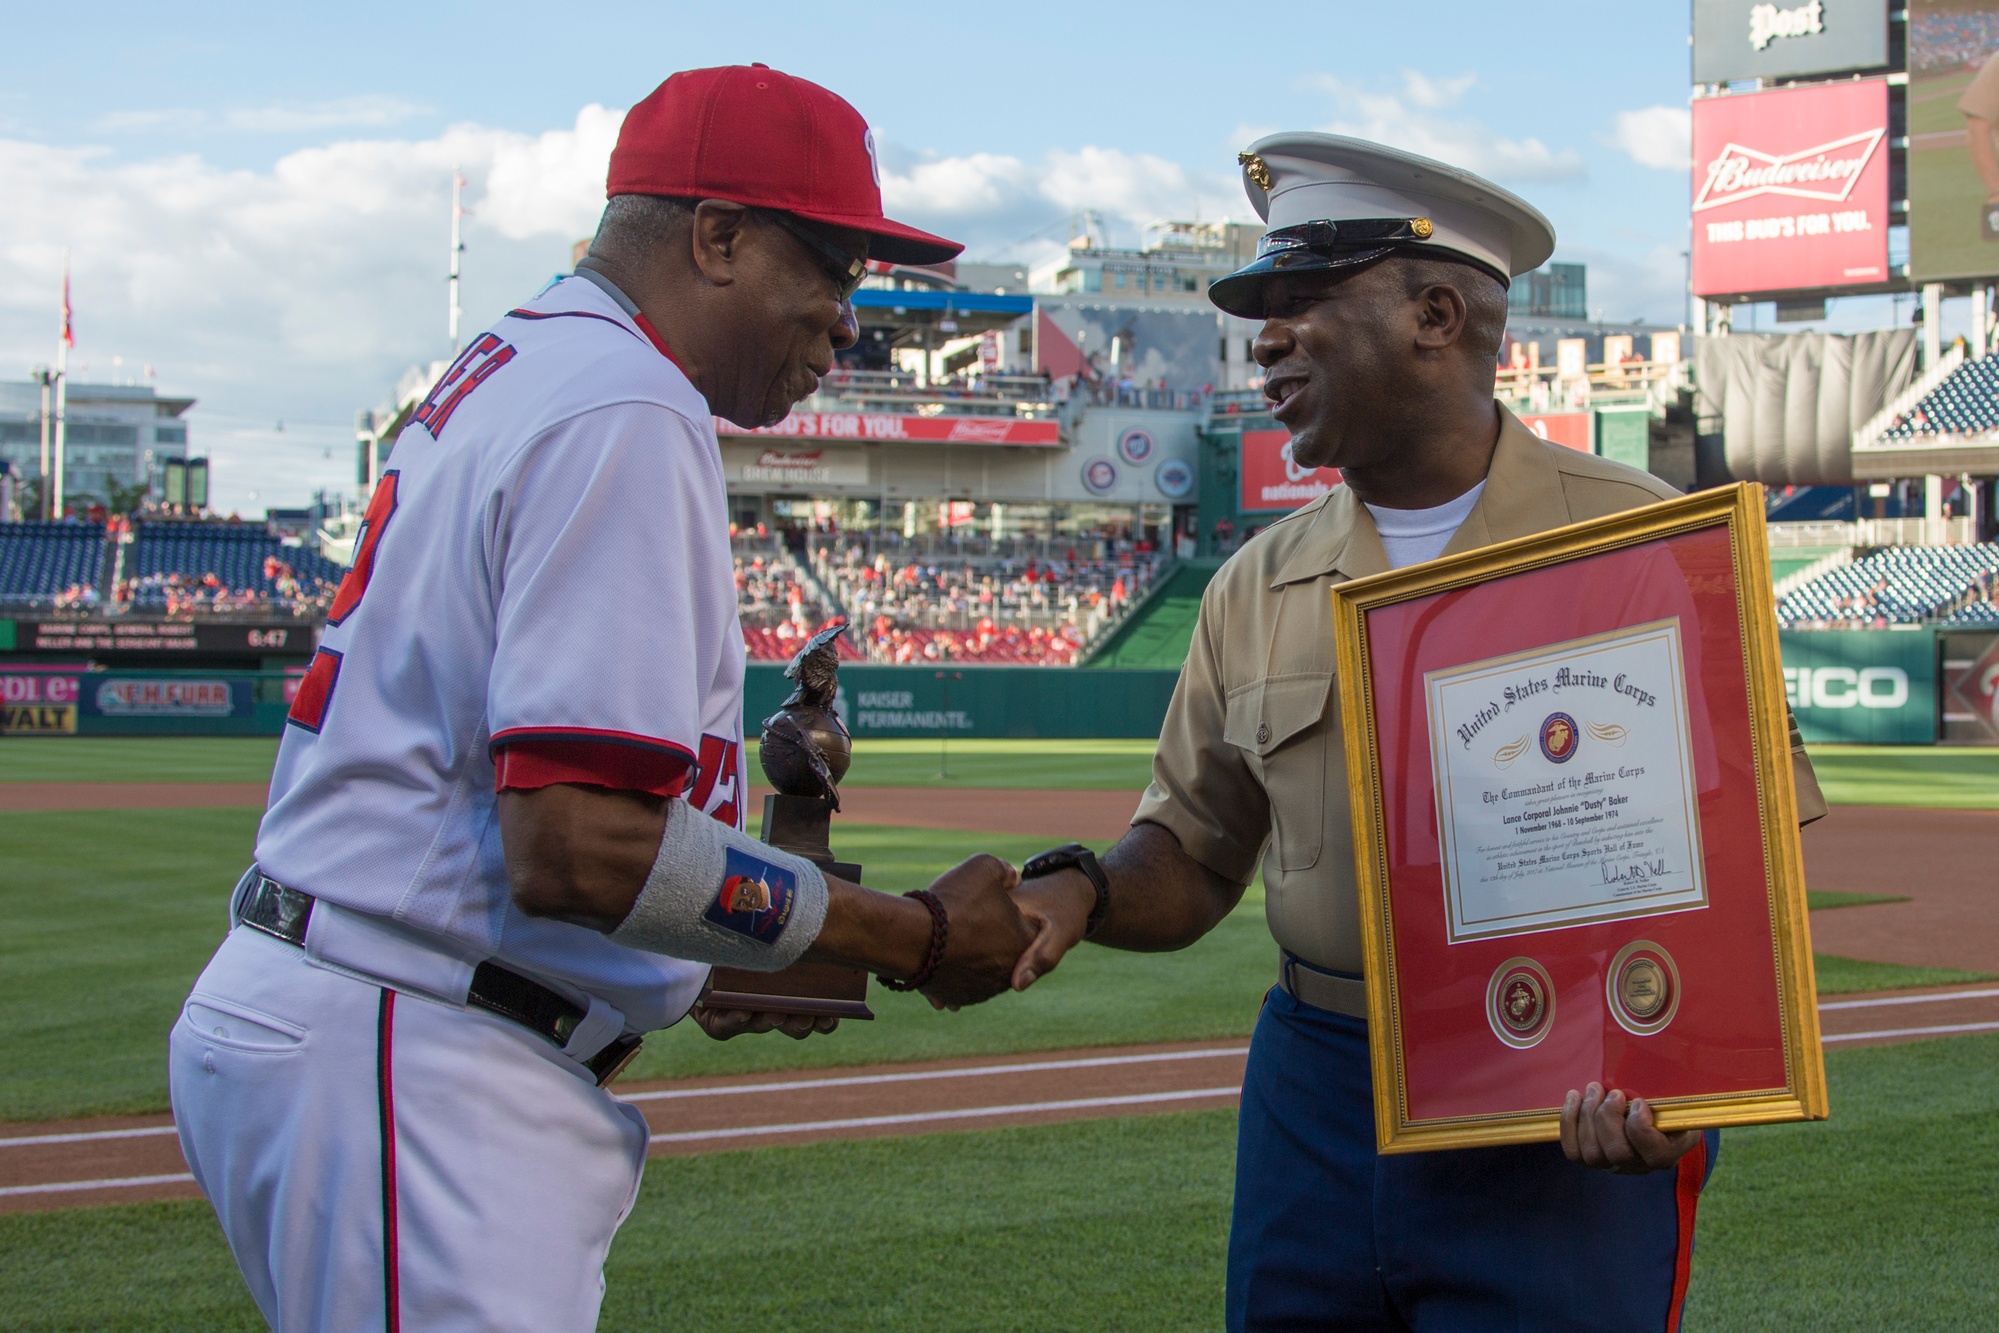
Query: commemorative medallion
xmin=1485 ymin=957 xmax=1555 ymax=1049
xmin=1606 ymin=940 xmax=1681 ymax=1036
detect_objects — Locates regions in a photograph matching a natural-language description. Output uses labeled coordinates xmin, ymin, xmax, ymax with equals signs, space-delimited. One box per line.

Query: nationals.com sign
xmin=1691 ymin=79 xmax=1890 ymax=298
xmin=1240 ymin=429 xmax=1341 ymax=513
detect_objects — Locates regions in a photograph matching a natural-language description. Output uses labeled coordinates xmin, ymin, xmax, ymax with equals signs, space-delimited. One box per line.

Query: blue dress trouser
xmin=1226 ymin=986 xmax=1719 ymax=1333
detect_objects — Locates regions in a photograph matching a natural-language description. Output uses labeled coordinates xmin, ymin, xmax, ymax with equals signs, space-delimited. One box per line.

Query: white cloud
xmin=1610 ymin=105 xmax=1692 ymax=171
xmin=1 ymin=107 xmax=1258 ymax=512
xmin=97 ymin=96 xmax=431 ymax=135
xmin=1308 ymin=70 xmax=1586 ymax=183
xmin=879 ymin=144 xmax=1239 ymax=258
xmin=0 ymin=109 xmax=620 ymax=512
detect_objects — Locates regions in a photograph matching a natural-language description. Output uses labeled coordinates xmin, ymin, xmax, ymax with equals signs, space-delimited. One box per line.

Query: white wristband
xmin=607 ymin=798 xmax=829 ymax=971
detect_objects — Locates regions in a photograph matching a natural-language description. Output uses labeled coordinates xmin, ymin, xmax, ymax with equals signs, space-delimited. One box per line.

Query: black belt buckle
xmin=586 ymin=1033 xmax=644 ymax=1088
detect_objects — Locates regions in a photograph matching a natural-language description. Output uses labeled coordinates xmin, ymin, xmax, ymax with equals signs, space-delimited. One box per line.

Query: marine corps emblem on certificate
xmin=1332 ymin=483 xmax=1826 ymax=1153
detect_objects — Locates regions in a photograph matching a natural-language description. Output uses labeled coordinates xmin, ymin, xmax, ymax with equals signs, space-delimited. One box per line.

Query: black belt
xmin=237 ymin=873 xmax=643 ymax=1088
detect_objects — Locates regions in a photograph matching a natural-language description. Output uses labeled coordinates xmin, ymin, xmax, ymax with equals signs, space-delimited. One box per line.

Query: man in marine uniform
xmin=1007 ymin=135 xmax=1827 ymax=1330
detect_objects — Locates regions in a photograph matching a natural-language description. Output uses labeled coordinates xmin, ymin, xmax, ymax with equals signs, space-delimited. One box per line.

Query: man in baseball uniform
xmin=170 ymin=65 xmax=1031 ymax=1331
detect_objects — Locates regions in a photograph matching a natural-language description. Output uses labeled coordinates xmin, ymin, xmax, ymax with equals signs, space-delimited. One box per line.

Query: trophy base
xmin=700 ymin=797 xmax=876 ymax=1018
xmin=703 ymin=959 xmax=874 ymax=1019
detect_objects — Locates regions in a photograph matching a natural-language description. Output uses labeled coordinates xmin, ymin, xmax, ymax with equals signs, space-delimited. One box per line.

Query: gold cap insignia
xmin=1237 ymin=151 xmax=1272 ymax=191
xmin=1411 ymin=217 xmax=1435 ymax=239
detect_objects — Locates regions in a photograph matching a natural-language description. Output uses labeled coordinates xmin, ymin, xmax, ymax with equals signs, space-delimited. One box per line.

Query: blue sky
xmin=1 ymin=0 xmax=1730 ymax=511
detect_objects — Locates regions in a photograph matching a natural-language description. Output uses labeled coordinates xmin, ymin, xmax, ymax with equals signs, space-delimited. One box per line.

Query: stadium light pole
xmin=53 ymin=250 xmax=71 ymax=521
xmin=448 ymin=166 xmax=466 ymax=354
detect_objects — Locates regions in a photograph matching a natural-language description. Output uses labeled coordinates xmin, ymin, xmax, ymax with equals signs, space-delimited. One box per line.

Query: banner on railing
xmin=718 ymin=413 xmax=1060 ymax=446
xmin=1780 ymin=629 xmax=1936 ymax=744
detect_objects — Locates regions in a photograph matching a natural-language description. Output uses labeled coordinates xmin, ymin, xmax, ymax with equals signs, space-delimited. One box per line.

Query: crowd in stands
xmin=1941 ymin=569 xmax=1999 ymax=628
xmin=733 ymin=552 xmax=861 ymax=662
xmin=1778 ymin=544 xmax=1999 ymax=628
xmin=116 ymin=555 xmax=337 ymax=617
xmin=729 ymin=542 xmax=1159 ymax=665
xmin=811 ymin=543 xmax=1156 ymax=664
xmin=0 ymin=516 xmax=345 ymax=617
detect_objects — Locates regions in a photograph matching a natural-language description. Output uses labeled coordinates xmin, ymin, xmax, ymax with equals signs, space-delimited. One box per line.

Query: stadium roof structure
xmin=1851 ymin=351 xmax=1999 ymax=478
xmin=850 ymin=289 xmax=1033 ymax=338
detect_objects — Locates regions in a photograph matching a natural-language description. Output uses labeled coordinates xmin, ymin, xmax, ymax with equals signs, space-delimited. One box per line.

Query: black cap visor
xmin=1208 ymin=245 xmax=1398 ymax=318
xmin=1208 ymin=217 xmax=1507 ymax=319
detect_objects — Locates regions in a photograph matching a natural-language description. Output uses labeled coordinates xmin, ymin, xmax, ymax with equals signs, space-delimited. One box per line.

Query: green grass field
xmin=4 ymin=737 xmax=1998 ymax=1328
xmin=2 ymin=802 xmax=1976 ymax=1122
xmin=9 ymin=736 xmax=1999 ymax=807
xmin=6 ymin=1035 xmax=1995 ymax=1331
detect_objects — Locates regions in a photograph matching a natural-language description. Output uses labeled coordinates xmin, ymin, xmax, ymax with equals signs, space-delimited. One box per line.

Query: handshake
xmin=694 ymin=852 xmax=1095 ymax=1040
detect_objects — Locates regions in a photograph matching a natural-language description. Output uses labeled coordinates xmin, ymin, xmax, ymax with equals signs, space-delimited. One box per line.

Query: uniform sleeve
xmin=1788 ymin=706 xmax=1828 ymax=827
xmin=1961 ymin=52 xmax=1999 ymax=122
xmin=1131 ymin=578 xmax=1270 ymax=884
xmin=487 ymin=403 xmax=722 ymax=795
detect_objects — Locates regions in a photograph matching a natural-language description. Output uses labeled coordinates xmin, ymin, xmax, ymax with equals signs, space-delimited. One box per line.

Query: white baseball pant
xmin=169 ymin=926 xmax=650 ymax=1332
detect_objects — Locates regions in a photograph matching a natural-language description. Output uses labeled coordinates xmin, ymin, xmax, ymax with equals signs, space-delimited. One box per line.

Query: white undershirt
xmin=1363 ymin=480 xmax=1487 ymax=570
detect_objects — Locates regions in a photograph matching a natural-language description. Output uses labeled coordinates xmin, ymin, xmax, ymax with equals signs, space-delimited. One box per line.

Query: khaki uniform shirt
xmin=1133 ymin=407 xmax=1828 ymax=975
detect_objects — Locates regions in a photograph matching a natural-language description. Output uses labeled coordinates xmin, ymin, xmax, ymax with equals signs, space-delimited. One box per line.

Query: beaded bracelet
xmin=878 ymin=889 xmax=949 ymax=992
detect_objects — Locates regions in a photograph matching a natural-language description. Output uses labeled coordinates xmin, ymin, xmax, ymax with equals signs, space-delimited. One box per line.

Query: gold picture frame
xmin=1331 ymin=482 xmax=1826 ymax=1154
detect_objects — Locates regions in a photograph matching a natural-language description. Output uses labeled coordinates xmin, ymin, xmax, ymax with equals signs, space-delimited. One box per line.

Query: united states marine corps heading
xmin=1008 ymin=133 xmax=1827 ymax=1331
xmin=168 ymin=64 xmax=1037 ymax=1332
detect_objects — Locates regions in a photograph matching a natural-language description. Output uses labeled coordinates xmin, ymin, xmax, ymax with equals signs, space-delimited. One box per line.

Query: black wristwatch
xmin=1021 ymin=843 xmax=1111 ymax=938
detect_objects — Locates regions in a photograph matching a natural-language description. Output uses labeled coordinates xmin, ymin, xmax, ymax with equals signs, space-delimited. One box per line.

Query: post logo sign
xmin=1692 ymin=0 xmax=1888 ymax=84
xmin=1692 ymin=79 xmax=1890 ymax=298
xmin=1240 ymin=429 xmax=1341 ymax=513
xmin=704 ymin=848 xmax=797 ymax=945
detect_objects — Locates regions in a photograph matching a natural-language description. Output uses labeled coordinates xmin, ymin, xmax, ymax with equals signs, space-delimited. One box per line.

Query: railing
xmin=1768 ymin=517 xmax=1979 ymax=548
xmin=1494 ymin=358 xmax=1691 ymax=414
xmin=1772 ymin=548 xmax=1852 ymax=600
xmin=1850 ymin=344 xmax=1968 ymax=454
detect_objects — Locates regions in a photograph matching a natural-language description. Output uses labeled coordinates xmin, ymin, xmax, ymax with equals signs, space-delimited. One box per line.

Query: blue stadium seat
xmin=0 ymin=521 xmax=106 ymax=605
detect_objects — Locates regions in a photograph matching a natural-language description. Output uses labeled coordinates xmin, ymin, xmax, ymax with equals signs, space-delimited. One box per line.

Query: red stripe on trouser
xmin=1665 ymin=1136 xmax=1707 ymax=1332
xmin=378 ymin=990 xmax=400 ymax=1332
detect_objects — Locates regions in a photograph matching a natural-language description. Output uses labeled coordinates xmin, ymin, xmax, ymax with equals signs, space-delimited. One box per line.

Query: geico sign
xmin=1784 ymin=665 xmax=1909 ymax=710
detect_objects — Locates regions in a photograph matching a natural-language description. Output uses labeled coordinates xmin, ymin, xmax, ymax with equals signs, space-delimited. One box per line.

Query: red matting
xmin=1364 ymin=526 xmax=1787 ymax=1123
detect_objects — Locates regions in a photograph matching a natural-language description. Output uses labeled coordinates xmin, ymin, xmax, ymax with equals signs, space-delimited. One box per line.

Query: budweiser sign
xmin=1690 ymin=80 xmax=1890 ymax=298
xmin=752 ymin=449 xmax=823 ymax=471
xmin=1693 ymin=128 xmax=1883 ymax=212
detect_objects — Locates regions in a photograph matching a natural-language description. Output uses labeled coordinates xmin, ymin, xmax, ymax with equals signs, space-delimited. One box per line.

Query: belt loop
xmin=560 ymin=994 xmax=625 ymax=1066
xmin=228 ymin=865 xmax=261 ymax=930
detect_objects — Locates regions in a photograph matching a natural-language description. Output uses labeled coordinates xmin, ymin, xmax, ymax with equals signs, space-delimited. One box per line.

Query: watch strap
xmin=1023 ymin=842 xmax=1111 ymax=938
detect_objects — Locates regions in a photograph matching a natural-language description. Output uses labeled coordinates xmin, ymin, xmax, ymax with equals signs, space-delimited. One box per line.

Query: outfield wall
xmin=4 ymin=632 xmax=1992 ymax=744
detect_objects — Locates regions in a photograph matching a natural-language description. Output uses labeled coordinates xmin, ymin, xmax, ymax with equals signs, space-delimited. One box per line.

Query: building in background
xmin=0 ymin=379 xmax=194 ymax=513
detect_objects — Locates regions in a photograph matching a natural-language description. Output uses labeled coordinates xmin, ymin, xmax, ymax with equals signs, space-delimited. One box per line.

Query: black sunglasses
xmin=759 ymin=209 xmax=868 ymax=301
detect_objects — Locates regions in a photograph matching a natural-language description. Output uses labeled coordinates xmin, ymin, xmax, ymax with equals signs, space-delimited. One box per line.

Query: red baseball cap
xmin=607 ymin=64 xmax=962 ymax=267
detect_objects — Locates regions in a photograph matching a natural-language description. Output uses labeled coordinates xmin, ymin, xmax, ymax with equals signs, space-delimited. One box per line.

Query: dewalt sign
xmin=1 ymin=703 xmax=78 ymax=734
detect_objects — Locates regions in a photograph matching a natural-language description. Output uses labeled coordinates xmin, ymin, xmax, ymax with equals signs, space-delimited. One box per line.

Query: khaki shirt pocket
xmin=1223 ymin=672 xmax=1334 ymax=872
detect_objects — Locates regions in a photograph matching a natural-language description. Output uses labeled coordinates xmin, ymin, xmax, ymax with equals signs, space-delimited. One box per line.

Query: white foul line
xmin=0 ymin=1172 xmax=194 ymax=1199
xmin=618 ymin=1045 xmax=1251 ymax=1104
xmin=1823 ymin=1020 xmax=1999 ymax=1043
xmin=1818 ymin=987 xmax=1999 ymax=1012
xmin=648 ymin=1085 xmax=1243 ymax=1144
xmin=0 ymin=1124 xmax=179 ymax=1150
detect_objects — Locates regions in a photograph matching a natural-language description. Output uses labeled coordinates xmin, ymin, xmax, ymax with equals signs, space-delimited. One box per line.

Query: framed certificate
xmin=1332 ymin=483 xmax=1826 ymax=1153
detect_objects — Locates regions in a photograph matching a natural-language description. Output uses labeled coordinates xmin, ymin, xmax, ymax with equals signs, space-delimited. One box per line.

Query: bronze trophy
xmin=702 ymin=623 xmax=875 ymax=1019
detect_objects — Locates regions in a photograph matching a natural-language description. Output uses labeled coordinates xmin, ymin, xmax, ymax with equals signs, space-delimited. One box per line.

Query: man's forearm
xmin=804 ymin=877 xmax=933 ymax=977
xmin=1031 ymin=821 xmax=1247 ymax=953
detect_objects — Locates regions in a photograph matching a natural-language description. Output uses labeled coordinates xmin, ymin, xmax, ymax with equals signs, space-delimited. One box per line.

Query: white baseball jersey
xmin=255 ymin=270 xmax=745 ymax=1033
